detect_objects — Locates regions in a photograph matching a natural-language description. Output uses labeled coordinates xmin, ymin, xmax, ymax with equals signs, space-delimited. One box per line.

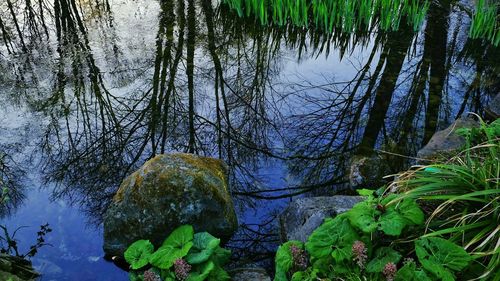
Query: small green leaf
xmin=366 ymin=247 xmax=402 ymax=273
xmin=124 ymin=240 xmax=154 ymax=270
xmin=357 ymin=189 xmax=374 ymax=196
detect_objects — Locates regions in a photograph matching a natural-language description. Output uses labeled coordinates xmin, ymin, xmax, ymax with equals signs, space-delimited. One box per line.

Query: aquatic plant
xmin=223 ymin=0 xmax=430 ymax=32
xmin=0 ymin=223 xmax=52 ymax=259
xmin=224 ymin=0 xmax=500 ymax=46
xmin=125 ymin=225 xmax=231 ymax=281
xmin=470 ymin=0 xmax=500 ymax=46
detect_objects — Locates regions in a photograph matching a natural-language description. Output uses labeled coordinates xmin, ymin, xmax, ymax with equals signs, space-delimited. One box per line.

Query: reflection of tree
xmin=0 ymin=151 xmax=25 ymax=217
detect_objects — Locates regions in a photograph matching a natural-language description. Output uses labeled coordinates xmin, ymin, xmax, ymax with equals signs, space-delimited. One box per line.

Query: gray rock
xmin=417 ymin=117 xmax=479 ymax=161
xmin=103 ymin=153 xmax=238 ymax=257
xmin=230 ymin=268 xmax=271 ymax=281
xmin=279 ymin=196 xmax=364 ymax=243
xmin=485 ymin=93 xmax=500 ymax=119
xmin=0 ymin=254 xmax=39 ymax=281
xmin=349 ymin=154 xmax=391 ymax=189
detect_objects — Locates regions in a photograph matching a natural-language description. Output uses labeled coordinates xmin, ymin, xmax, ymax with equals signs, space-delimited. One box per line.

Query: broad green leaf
xmin=395 ymin=261 xmax=431 ymax=281
xmin=124 ymin=240 xmax=154 ymax=270
xmin=186 ymin=232 xmax=221 ymax=264
xmin=149 ymin=242 xmax=193 ymax=269
xmin=379 ymin=211 xmax=407 ymax=236
xmin=306 ymin=215 xmax=358 ymax=261
xmin=397 ymin=198 xmax=425 ymax=225
xmin=366 ymin=247 xmax=402 ymax=273
xmin=187 ymin=261 xmax=215 ymax=281
xmin=210 ymin=246 xmax=231 ymax=266
xmin=207 ymin=265 xmax=231 ymax=281
xmin=415 ymin=237 xmax=471 ymax=281
xmin=348 ymin=201 xmax=380 ymax=233
xmin=162 ymin=225 xmax=194 ymax=248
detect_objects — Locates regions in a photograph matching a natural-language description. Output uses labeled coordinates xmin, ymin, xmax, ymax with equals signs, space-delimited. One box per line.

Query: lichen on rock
xmin=103 ymin=153 xmax=238 ymax=257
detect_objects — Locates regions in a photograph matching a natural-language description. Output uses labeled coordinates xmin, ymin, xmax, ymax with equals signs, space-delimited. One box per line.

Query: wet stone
xmin=485 ymin=93 xmax=500 ymax=119
xmin=230 ymin=267 xmax=271 ymax=281
xmin=417 ymin=117 xmax=480 ymax=161
xmin=279 ymin=196 xmax=364 ymax=243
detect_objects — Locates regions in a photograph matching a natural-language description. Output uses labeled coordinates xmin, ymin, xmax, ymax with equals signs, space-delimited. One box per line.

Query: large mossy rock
xmin=279 ymin=196 xmax=364 ymax=243
xmin=417 ymin=117 xmax=479 ymax=161
xmin=0 ymin=254 xmax=39 ymax=281
xmin=103 ymin=153 xmax=238 ymax=257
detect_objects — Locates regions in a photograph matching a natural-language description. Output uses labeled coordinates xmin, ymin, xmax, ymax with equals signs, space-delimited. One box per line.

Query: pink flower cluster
xmin=290 ymin=244 xmax=308 ymax=270
xmin=382 ymin=262 xmax=397 ymax=281
xmin=352 ymin=240 xmax=368 ymax=269
xmin=174 ymin=258 xmax=192 ymax=281
xmin=143 ymin=269 xmax=161 ymax=281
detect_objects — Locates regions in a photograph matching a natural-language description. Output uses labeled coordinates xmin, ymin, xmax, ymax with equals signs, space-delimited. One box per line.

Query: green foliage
xmin=186 ymin=232 xmax=221 ymax=265
xmin=275 ymin=241 xmax=304 ymax=281
xmin=149 ymin=225 xmax=194 ymax=270
xmin=123 ymin=225 xmax=231 ymax=281
xmin=395 ymin=117 xmax=499 ymax=280
xmin=470 ymin=0 xmax=500 ymax=46
xmin=274 ymin=117 xmax=498 ymax=281
xmin=415 ymin=237 xmax=472 ymax=281
xmin=223 ymin=0 xmax=430 ymax=33
xmin=224 ymin=0 xmax=500 ymax=46
xmin=365 ymin=247 xmax=402 ymax=273
xmin=124 ymin=240 xmax=154 ymax=270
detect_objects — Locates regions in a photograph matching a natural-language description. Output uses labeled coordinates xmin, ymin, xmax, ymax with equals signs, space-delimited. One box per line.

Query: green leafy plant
xmin=274 ymin=118 xmax=498 ymax=281
xmin=391 ymin=118 xmax=500 ymax=280
xmin=124 ymin=225 xmax=231 ymax=281
xmin=223 ymin=0 xmax=430 ymax=33
xmin=274 ymin=188 xmax=476 ymax=280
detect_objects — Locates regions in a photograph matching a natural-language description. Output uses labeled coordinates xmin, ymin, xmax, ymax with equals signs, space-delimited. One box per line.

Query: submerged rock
xmin=230 ymin=267 xmax=271 ymax=281
xmin=349 ymin=154 xmax=391 ymax=189
xmin=417 ymin=117 xmax=479 ymax=161
xmin=485 ymin=93 xmax=500 ymax=120
xmin=103 ymin=153 xmax=238 ymax=257
xmin=279 ymin=196 xmax=364 ymax=243
xmin=0 ymin=254 xmax=39 ymax=281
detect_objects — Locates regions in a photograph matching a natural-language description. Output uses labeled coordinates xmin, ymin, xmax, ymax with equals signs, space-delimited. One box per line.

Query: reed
xmin=223 ymin=0 xmax=430 ymax=32
xmin=470 ymin=0 xmax=500 ymax=46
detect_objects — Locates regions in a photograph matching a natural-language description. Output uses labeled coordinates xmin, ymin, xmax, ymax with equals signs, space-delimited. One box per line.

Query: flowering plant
xmin=124 ymin=225 xmax=231 ymax=281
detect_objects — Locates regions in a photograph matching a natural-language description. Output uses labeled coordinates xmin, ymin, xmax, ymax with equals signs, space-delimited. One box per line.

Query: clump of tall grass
xmin=223 ymin=0 xmax=430 ymax=32
xmin=470 ymin=0 xmax=500 ymax=46
xmin=392 ymin=117 xmax=500 ymax=280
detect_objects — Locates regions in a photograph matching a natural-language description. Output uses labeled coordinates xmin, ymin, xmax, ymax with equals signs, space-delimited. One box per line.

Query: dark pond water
xmin=0 ymin=0 xmax=499 ymax=280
